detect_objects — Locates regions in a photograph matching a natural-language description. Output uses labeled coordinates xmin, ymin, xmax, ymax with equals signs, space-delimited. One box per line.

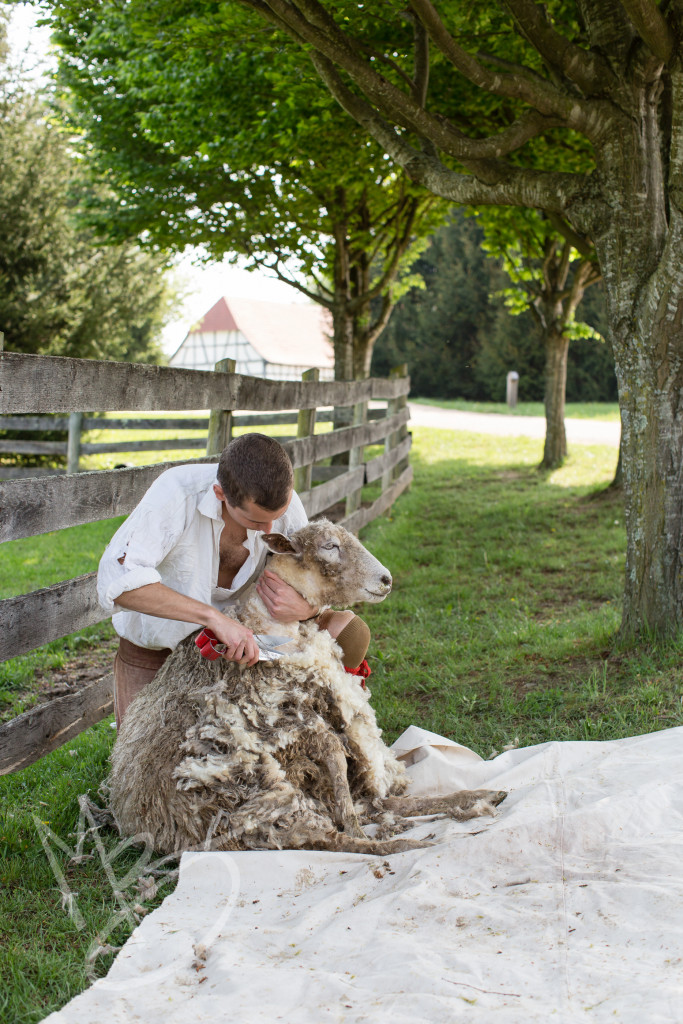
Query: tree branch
xmin=349 ymin=194 xmax=423 ymax=310
xmin=498 ymin=0 xmax=616 ymax=95
xmin=252 ymin=253 xmax=334 ymax=306
xmin=557 ymin=239 xmax=572 ymax=290
xmin=409 ymin=0 xmax=597 ymax=123
xmin=367 ymin=290 xmax=396 ymax=347
xmin=410 ymin=11 xmax=430 ymax=108
xmin=310 ymin=52 xmax=592 ymax=216
xmin=546 ymin=211 xmax=594 ymax=257
xmin=245 ymin=0 xmax=597 ymax=153
xmin=617 ymin=0 xmax=675 ymax=62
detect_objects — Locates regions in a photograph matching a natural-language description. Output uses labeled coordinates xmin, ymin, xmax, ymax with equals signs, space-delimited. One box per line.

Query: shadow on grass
xmin=361 ymin=434 xmax=682 ymax=754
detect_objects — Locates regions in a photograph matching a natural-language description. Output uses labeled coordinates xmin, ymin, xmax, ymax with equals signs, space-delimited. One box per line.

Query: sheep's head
xmin=262 ymin=519 xmax=392 ymax=609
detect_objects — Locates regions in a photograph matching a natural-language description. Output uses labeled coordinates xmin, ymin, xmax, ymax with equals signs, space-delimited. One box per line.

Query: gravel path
xmin=408 ymin=403 xmax=620 ymax=447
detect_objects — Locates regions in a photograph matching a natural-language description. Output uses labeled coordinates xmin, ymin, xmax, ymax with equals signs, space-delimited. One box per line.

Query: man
xmin=98 ymin=433 xmax=371 ymax=727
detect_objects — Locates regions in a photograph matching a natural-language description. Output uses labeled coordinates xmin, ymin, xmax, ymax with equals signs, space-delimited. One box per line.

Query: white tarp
xmin=44 ymin=726 xmax=683 ymax=1023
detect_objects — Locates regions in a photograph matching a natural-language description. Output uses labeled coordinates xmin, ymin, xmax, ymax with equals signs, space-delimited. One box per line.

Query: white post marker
xmin=506 ymin=370 xmax=519 ymax=409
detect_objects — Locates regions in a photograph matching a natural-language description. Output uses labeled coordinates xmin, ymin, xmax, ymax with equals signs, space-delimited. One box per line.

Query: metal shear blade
xmin=255 ymin=634 xmax=295 ymax=660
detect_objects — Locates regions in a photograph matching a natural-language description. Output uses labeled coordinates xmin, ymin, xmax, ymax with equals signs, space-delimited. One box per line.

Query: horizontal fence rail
xmin=0 ymin=352 xmax=406 ymax=414
xmin=0 ymin=408 xmax=388 ymax=473
xmin=0 ymin=409 xmax=410 ymax=542
xmin=0 ymin=352 xmax=412 ymax=774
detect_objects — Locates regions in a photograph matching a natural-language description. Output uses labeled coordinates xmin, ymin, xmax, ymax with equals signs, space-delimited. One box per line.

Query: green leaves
xmin=0 ymin=64 xmax=173 ymax=361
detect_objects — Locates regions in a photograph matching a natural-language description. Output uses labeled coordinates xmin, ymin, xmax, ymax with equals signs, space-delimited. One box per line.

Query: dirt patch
xmin=33 ymin=638 xmax=119 ymax=701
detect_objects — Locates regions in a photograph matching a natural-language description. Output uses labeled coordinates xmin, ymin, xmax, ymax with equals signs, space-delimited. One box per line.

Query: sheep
xmin=108 ymin=519 xmax=506 ymax=856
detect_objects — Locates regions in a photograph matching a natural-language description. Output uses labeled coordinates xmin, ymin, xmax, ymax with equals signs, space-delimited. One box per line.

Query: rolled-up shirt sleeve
xmin=97 ymin=485 xmax=191 ymax=614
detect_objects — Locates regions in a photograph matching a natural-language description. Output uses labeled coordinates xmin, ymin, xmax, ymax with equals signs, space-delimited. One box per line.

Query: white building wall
xmin=170 ymin=330 xmax=333 ymax=380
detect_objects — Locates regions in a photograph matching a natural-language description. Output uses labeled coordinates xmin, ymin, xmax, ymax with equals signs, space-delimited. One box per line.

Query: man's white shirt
xmin=97 ymin=463 xmax=307 ymax=650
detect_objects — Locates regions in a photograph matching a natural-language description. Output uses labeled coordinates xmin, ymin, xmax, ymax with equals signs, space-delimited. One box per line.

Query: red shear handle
xmin=195 ymin=627 xmax=226 ymax=660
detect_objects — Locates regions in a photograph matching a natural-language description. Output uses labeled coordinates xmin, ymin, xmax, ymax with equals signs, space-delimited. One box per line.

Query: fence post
xmin=66 ymin=412 xmax=83 ymax=474
xmin=293 ymin=367 xmax=319 ymax=494
xmin=381 ymin=363 xmax=409 ymax=496
xmin=206 ymin=358 xmax=236 ymax=456
xmin=345 ymin=397 xmax=368 ymax=518
xmin=506 ymin=371 xmax=519 ymax=409
xmin=0 ymin=331 xmax=4 ymax=351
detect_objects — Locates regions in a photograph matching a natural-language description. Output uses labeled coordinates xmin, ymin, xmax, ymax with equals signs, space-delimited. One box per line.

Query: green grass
xmin=78 ymin=411 xmax=300 ymax=472
xmin=412 ymin=398 xmax=621 ymax=420
xmin=3 ymin=424 xmax=683 ymax=1022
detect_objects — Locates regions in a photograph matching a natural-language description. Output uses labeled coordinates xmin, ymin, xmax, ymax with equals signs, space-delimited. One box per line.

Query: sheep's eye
xmin=322 ymin=542 xmax=340 ymax=551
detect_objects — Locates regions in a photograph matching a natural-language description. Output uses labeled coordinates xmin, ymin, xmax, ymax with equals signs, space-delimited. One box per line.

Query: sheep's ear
xmin=262 ymin=533 xmax=300 ymax=555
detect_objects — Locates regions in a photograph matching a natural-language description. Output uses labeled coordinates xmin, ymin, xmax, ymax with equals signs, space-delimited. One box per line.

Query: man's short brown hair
xmin=217 ymin=433 xmax=293 ymax=511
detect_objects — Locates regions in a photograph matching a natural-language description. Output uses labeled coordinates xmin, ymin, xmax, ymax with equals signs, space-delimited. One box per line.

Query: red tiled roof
xmin=195 ymin=296 xmax=239 ymax=333
xmin=192 ymin=296 xmax=334 ymax=368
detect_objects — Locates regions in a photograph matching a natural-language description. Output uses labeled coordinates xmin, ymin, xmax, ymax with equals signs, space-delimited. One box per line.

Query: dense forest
xmin=371 ymin=211 xmax=617 ymax=403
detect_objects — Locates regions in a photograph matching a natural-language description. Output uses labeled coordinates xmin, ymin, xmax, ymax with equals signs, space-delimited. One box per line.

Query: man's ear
xmin=262 ymin=533 xmax=300 ymax=555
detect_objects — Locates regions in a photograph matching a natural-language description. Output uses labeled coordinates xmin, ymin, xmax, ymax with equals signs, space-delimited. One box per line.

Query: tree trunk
xmin=540 ymin=328 xmax=569 ymax=470
xmin=331 ymin=299 xmax=354 ymax=382
xmin=331 ymin=207 xmax=354 ymax=382
xmin=610 ymin=308 xmax=683 ymax=636
xmin=589 ymin=71 xmax=683 ymax=636
xmin=609 ymin=439 xmax=623 ymax=490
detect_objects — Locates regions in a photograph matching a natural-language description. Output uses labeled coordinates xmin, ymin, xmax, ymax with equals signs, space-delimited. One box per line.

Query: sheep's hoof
xmin=381 ymin=788 xmax=508 ymax=821
xmin=438 ymin=789 xmax=507 ymax=820
xmin=324 ymin=835 xmax=434 ymax=856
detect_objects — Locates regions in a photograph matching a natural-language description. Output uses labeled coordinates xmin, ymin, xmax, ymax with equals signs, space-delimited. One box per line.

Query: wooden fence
xmin=0 ymin=407 xmax=389 ymax=477
xmin=0 ymin=351 xmax=411 ymax=775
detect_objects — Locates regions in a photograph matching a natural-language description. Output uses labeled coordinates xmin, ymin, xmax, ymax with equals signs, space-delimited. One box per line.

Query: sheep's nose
xmin=381 ymin=574 xmax=392 ymax=587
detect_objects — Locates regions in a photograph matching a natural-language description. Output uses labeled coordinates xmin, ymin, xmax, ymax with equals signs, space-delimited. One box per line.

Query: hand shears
xmin=195 ymin=627 xmax=294 ymax=661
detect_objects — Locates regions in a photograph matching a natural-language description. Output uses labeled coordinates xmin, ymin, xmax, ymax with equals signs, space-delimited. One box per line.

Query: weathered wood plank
xmin=285 ymin=408 xmax=409 ymax=469
xmin=0 ymin=415 xmax=71 ymax=431
xmin=0 ymin=352 xmax=237 ymax=413
xmin=82 ymin=412 xmax=343 ymax=430
xmin=0 ymin=457 xmax=218 ymax=542
xmin=381 ymin=365 xmax=409 ymax=494
xmin=80 ymin=438 xmax=207 ymax=454
xmin=0 ymin=574 xmax=108 ymax=661
xmin=82 ymin=416 xmax=210 ymax=431
xmin=341 ymin=465 xmax=413 ymax=536
xmin=300 ymin=466 xmax=366 ymax=519
xmin=0 ymin=352 xmax=406 ymax=413
xmin=311 ymin=465 xmax=346 ymax=482
xmin=0 ymin=674 xmax=114 ymax=775
xmin=206 ymin=357 xmax=236 ymax=457
xmin=0 ymin=466 xmax=66 ymax=479
xmin=0 ymin=413 xmax=409 ymax=542
xmin=293 ymin=368 xmax=319 ymax=494
xmin=0 ymin=440 xmax=67 ymax=454
xmin=67 ymin=411 xmax=83 ymax=473
xmin=346 ymin=401 xmax=367 ymax=518
xmin=370 ymin=376 xmax=410 ymax=400
xmin=0 ymin=410 xmax=383 ymax=432
xmin=365 ymin=435 xmax=413 ymax=484
xmin=0 ymin=411 xmax=408 ymax=542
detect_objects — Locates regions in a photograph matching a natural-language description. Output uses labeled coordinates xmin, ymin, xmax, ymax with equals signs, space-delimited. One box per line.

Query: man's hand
xmin=211 ymin=616 xmax=260 ymax=666
xmin=256 ymin=570 xmax=318 ymax=623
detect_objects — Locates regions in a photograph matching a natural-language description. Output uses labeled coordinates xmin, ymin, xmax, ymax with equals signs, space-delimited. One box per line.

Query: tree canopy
xmin=474 ymin=205 xmax=602 ymax=467
xmin=44 ymin=0 xmax=447 ymax=377
xmin=372 ymin=209 xmax=613 ymax=404
xmin=0 ymin=51 xmax=173 ymax=362
xmin=218 ymin=0 xmax=683 ymax=636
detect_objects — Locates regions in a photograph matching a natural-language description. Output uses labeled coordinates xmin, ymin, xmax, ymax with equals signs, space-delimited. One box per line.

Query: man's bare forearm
xmin=114 ymin=583 xmax=260 ymax=664
xmin=114 ymin=583 xmax=225 ymax=629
